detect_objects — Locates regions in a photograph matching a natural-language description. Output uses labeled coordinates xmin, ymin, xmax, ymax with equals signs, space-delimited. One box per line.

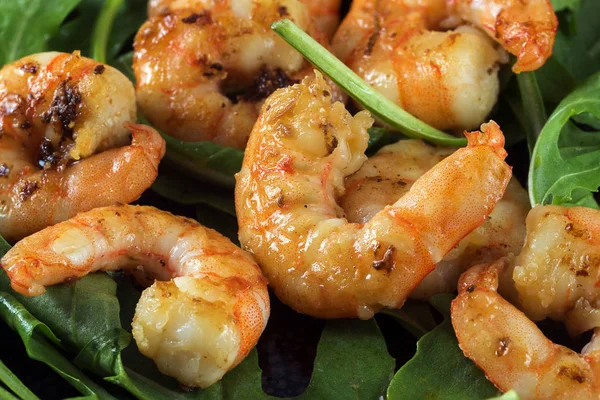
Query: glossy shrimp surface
xmin=0 ymin=52 xmax=165 ymax=242
xmin=340 ymin=139 xmax=530 ymax=299
xmin=501 ymin=205 xmax=600 ymax=336
xmin=332 ymin=0 xmax=557 ymax=131
xmin=135 ymin=0 xmax=341 ymax=149
xmin=452 ymin=259 xmax=600 ymax=400
xmin=235 ymin=73 xmax=512 ymax=318
xmin=1 ymin=205 xmax=270 ymax=388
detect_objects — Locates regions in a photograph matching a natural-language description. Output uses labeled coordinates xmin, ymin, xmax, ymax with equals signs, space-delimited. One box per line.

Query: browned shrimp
xmin=0 ymin=52 xmax=165 ymax=242
xmin=452 ymin=259 xmax=600 ymax=400
xmin=332 ymin=0 xmax=557 ymax=131
xmin=2 ymin=205 xmax=269 ymax=388
xmin=235 ymin=73 xmax=512 ymax=318
xmin=135 ymin=0 xmax=341 ymax=149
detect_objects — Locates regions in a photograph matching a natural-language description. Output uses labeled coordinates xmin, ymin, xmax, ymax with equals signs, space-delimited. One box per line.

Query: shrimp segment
xmin=235 ymin=73 xmax=512 ymax=318
xmin=332 ymin=0 xmax=557 ymax=131
xmin=0 ymin=52 xmax=165 ymax=242
xmin=452 ymin=260 xmax=600 ymax=400
xmin=135 ymin=0 xmax=341 ymax=149
xmin=340 ymin=139 xmax=530 ymax=299
xmin=1 ymin=205 xmax=269 ymax=388
xmin=502 ymin=206 xmax=600 ymax=336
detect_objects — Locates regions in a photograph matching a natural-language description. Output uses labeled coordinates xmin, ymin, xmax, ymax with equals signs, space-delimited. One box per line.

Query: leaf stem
xmin=271 ymin=19 xmax=466 ymax=147
xmin=516 ymin=71 xmax=546 ymax=154
xmin=0 ymin=359 xmax=39 ymax=400
xmin=91 ymin=0 xmax=124 ymax=63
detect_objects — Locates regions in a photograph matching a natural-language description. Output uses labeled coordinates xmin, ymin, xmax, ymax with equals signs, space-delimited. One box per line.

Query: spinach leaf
xmin=300 ymin=320 xmax=395 ymax=399
xmin=528 ymin=71 xmax=600 ymax=207
xmin=0 ymin=0 xmax=81 ymax=66
xmin=0 ymin=358 xmax=39 ymax=400
xmin=386 ymin=294 xmax=499 ymax=400
xmin=551 ymin=0 xmax=581 ymax=12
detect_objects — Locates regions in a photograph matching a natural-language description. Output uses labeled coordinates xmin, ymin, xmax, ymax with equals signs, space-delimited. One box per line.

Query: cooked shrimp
xmin=1 ymin=205 xmax=269 ymax=388
xmin=235 ymin=73 xmax=512 ymax=318
xmin=340 ymin=139 xmax=530 ymax=299
xmin=452 ymin=259 xmax=600 ymax=400
xmin=332 ymin=0 xmax=557 ymax=131
xmin=496 ymin=205 xmax=600 ymax=336
xmin=0 ymin=52 xmax=165 ymax=242
xmin=135 ymin=0 xmax=341 ymax=149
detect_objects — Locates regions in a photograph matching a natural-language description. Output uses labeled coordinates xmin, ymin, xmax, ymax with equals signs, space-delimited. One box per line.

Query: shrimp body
xmin=235 ymin=73 xmax=512 ymax=318
xmin=0 ymin=53 xmax=165 ymax=242
xmin=135 ymin=0 xmax=341 ymax=149
xmin=502 ymin=206 xmax=600 ymax=336
xmin=332 ymin=0 xmax=557 ymax=131
xmin=452 ymin=259 xmax=600 ymax=400
xmin=340 ymin=139 xmax=529 ymax=299
xmin=1 ymin=205 xmax=269 ymax=388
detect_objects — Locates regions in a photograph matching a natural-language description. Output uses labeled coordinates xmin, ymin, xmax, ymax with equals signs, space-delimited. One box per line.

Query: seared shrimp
xmin=135 ymin=0 xmax=341 ymax=149
xmin=332 ymin=0 xmax=557 ymax=131
xmin=452 ymin=259 xmax=600 ymax=400
xmin=1 ymin=205 xmax=269 ymax=388
xmin=499 ymin=206 xmax=600 ymax=336
xmin=0 ymin=52 xmax=165 ymax=242
xmin=235 ymin=73 xmax=512 ymax=318
xmin=340 ymin=139 xmax=530 ymax=299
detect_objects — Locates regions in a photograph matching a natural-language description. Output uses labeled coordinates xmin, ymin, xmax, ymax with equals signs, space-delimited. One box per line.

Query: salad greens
xmin=0 ymin=0 xmax=599 ymax=399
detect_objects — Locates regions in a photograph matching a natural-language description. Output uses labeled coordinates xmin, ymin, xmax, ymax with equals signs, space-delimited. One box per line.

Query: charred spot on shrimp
xmin=495 ymin=337 xmax=510 ymax=357
xmin=241 ymin=67 xmax=299 ymax=102
xmin=0 ymin=164 xmax=10 ymax=177
xmin=277 ymin=6 xmax=289 ymax=17
xmin=372 ymin=245 xmax=396 ymax=272
xmin=557 ymin=365 xmax=587 ymax=383
xmin=181 ymin=11 xmax=212 ymax=26
xmin=41 ymin=78 xmax=82 ymax=139
xmin=93 ymin=65 xmax=105 ymax=75
xmin=19 ymin=63 xmax=38 ymax=74
xmin=19 ymin=181 xmax=39 ymax=201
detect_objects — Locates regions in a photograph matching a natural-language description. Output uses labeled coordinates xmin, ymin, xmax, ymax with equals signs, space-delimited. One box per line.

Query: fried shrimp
xmin=452 ymin=259 xmax=600 ymax=400
xmin=332 ymin=0 xmax=557 ymax=131
xmin=0 ymin=52 xmax=166 ymax=243
xmin=135 ymin=0 xmax=341 ymax=149
xmin=1 ymin=205 xmax=269 ymax=388
xmin=340 ymin=139 xmax=530 ymax=299
xmin=496 ymin=205 xmax=600 ymax=336
xmin=235 ymin=73 xmax=512 ymax=319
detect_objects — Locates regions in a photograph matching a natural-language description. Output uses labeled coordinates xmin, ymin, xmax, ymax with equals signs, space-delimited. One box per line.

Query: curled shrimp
xmin=332 ymin=0 xmax=557 ymax=131
xmin=235 ymin=72 xmax=512 ymax=319
xmin=452 ymin=259 xmax=600 ymax=400
xmin=135 ymin=0 xmax=341 ymax=149
xmin=340 ymin=139 xmax=530 ymax=299
xmin=1 ymin=205 xmax=270 ymax=388
xmin=0 ymin=52 xmax=165 ymax=243
xmin=494 ymin=205 xmax=600 ymax=337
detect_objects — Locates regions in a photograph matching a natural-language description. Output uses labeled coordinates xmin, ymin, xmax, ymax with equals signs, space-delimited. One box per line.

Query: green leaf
xmin=528 ymin=71 xmax=600 ymax=208
xmin=387 ymin=315 xmax=499 ymax=399
xmin=151 ymin=171 xmax=236 ymax=216
xmin=536 ymin=0 xmax=600 ymax=106
xmin=0 ymin=291 xmax=116 ymax=399
xmin=551 ymin=0 xmax=581 ymax=13
xmin=271 ymin=19 xmax=466 ymax=147
xmin=380 ymin=300 xmax=437 ymax=338
xmin=516 ymin=71 xmax=547 ymax=154
xmin=300 ymin=320 xmax=395 ymax=399
xmin=51 ymin=0 xmax=146 ymax=63
xmin=0 ymin=0 xmax=81 ymax=66
xmin=0 ymin=358 xmax=39 ymax=400
xmin=488 ymin=390 xmax=520 ymax=400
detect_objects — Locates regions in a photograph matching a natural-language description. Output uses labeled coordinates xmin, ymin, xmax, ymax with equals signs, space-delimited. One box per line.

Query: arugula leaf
xmin=387 ymin=294 xmax=499 ymax=400
xmin=528 ymin=71 xmax=600 ymax=207
xmin=516 ymin=71 xmax=547 ymax=153
xmin=91 ymin=0 xmax=124 ymax=63
xmin=0 ymin=0 xmax=81 ymax=66
xmin=0 ymin=358 xmax=39 ymax=400
xmin=0 ymin=291 xmax=117 ymax=399
xmin=551 ymin=0 xmax=581 ymax=12
xmin=488 ymin=390 xmax=520 ymax=400
xmin=300 ymin=320 xmax=395 ymax=399
xmin=271 ymin=19 xmax=466 ymax=147
xmin=380 ymin=300 xmax=438 ymax=338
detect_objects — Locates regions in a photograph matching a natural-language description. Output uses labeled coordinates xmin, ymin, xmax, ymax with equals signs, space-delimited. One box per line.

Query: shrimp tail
xmin=465 ymin=120 xmax=508 ymax=159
